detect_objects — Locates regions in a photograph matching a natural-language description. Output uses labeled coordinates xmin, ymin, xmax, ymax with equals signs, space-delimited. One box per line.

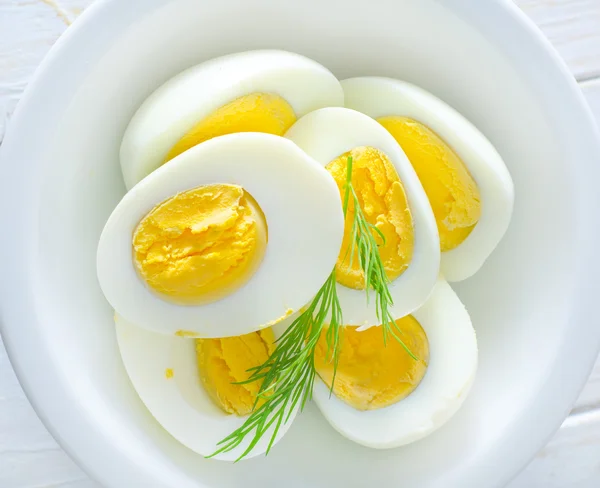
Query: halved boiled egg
xmin=121 ymin=50 xmax=344 ymax=189
xmin=98 ymin=133 xmax=344 ymax=337
xmin=342 ymin=77 xmax=514 ymax=281
xmin=313 ymin=279 xmax=477 ymax=449
xmin=285 ymin=107 xmax=440 ymax=327
xmin=115 ymin=314 xmax=297 ymax=460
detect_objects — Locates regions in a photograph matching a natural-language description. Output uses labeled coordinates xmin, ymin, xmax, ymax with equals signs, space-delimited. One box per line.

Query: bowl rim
xmin=1 ymin=0 xmax=600 ymax=487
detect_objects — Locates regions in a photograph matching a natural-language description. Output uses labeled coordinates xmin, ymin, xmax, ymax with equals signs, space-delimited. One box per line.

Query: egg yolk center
xmin=315 ymin=316 xmax=429 ymax=411
xmin=378 ymin=117 xmax=481 ymax=252
xmin=165 ymin=93 xmax=297 ymax=162
xmin=326 ymin=146 xmax=414 ymax=290
xmin=196 ymin=328 xmax=275 ymax=416
xmin=133 ymin=183 xmax=268 ymax=304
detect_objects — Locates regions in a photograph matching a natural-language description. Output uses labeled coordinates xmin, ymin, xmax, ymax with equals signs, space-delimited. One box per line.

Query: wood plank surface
xmin=518 ymin=0 xmax=600 ymax=81
xmin=1 ymin=1 xmax=600 ymax=487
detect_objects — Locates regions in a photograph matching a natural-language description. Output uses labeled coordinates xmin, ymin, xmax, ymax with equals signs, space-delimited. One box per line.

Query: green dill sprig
xmin=342 ymin=156 xmax=417 ymax=358
xmin=211 ymin=155 xmax=415 ymax=460
xmin=209 ymin=271 xmax=342 ymax=461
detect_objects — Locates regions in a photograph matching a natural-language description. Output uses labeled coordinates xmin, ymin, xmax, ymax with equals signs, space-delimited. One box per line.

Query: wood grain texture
xmin=2 ymin=0 xmax=600 ymax=139
xmin=518 ymin=0 xmax=600 ymax=81
xmin=0 ymin=0 xmax=89 ymax=143
xmin=510 ymin=410 xmax=600 ymax=488
xmin=1 ymin=0 xmax=600 ymax=487
xmin=0 ymin=337 xmax=93 ymax=488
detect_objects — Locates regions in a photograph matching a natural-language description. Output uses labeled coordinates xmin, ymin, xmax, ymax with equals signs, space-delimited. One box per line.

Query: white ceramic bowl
xmin=1 ymin=1 xmax=600 ymax=487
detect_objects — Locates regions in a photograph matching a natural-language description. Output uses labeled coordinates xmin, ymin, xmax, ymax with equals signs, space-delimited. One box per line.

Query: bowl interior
xmin=5 ymin=0 xmax=600 ymax=487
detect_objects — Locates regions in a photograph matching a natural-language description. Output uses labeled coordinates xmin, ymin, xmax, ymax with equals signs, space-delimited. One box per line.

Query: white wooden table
xmin=1 ymin=1 xmax=600 ymax=487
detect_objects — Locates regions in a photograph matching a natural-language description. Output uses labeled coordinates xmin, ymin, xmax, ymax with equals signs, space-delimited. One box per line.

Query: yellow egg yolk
xmin=133 ymin=184 xmax=267 ymax=304
xmin=314 ymin=316 xmax=429 ymax=411
xmin=196 ymin=328 xmax=275 ymax=416
xmin=326 ymin=146 xmax=414 ymax=290
xmin=378 ymin=117 xmax=481 ymax=252
xmin=165 ymin=93 xmax=297 ymax=162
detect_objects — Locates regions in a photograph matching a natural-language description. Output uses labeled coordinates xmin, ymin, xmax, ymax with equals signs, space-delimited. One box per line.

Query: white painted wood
xmin=0 ymin=0 xmax=91 ymax=143
xmin=516 ymin=0 xmax=600 ymax=81
xmin=1 ymin=2 xmax=106 ymax=485
xmin=509 ymin=410 xmax=600 ymax=488
xmin=2 ymin=0 xmax=600 ymax=140
xmin=0 ymin=336 xmax=95 ymax=488
xmin=1 ymin=1 xmax=600 ymax=487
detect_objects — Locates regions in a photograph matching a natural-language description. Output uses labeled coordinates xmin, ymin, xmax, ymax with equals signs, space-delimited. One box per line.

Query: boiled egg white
xmin=285 ymin=107 xmax=440 ymax=327
xmin=313 ymin=279 xmax=477 ymax=449
xmin=97 ymin=133 xmax=344 ymax=337
xmin=342 ymin=77 xmax=514 ymax=281
xmin=121 ymin=50 xmax=344 ymax=189
xmin=115 ymin=314 xmax=298 ymax=461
